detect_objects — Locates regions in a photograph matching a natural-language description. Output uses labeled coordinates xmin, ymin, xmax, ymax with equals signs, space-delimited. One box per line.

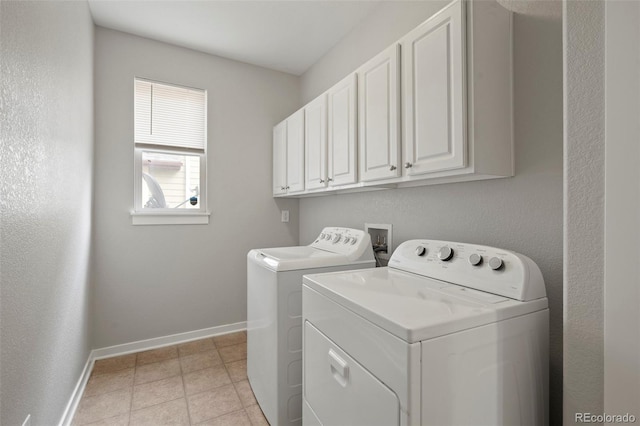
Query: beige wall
xmin=563 ymin=1 xmax=605 ymax=423
xmin=298 ymin=1 xmax=563 ymax=423
xmin=92 ymin=27 xmax=300 ymax=348
xmin=0 ymin=2 xmax=95 ymax=424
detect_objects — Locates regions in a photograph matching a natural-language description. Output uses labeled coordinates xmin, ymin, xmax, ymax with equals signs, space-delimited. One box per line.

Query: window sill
xmin=131 ymin=211 xmax=210 ymax=225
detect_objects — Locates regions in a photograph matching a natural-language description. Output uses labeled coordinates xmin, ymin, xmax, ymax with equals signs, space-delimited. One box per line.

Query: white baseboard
xmin=91 ymin=321 xmax=247 ymax=360
xmin=58 ymin=321 xmax=247 ymax=426
xmin=58 ymin=353 xmax=94 ymax=426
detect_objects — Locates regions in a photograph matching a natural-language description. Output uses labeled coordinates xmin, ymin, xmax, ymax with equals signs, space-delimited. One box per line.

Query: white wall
xmin=563 ymin=1 xmax=605 ymax=424
xmin=0 ymin=2 xmax=95 ymax=425
xmin=604 ymin=0 xmax=640 ymax=418
xmin=93 ymin=28 xmax=300 ymax=348
xmin=298 ymin=1 xmax=563 ymax=423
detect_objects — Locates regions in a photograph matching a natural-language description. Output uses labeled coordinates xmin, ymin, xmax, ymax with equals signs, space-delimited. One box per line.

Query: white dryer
xmin=247 ymin=227 xmax=375 ymax=426
xmin=302 ymin=239 xmax=549 ymax=426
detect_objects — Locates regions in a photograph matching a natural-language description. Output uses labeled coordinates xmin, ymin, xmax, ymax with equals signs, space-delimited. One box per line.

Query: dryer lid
xmin=303 ymin=267 xmax=548 ymax=343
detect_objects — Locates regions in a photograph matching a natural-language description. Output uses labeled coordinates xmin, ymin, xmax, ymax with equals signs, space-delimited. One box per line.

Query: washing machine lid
xmin=248 ymin=227 xmax=375 ymax=272
xmin=303 ymin=267 xmax=548 ymax=343
xmin=251 ymin=246 xmax=372 ymax=272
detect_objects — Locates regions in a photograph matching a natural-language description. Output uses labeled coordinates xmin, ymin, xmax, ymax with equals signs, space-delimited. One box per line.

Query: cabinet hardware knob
xmin=320 ymin=179 xmax=325 ymax=183
xmin=390 ymin=165 xmax=397 ymax=171
xmin=328 ymin=178 xmax=333 ymax=182
xmin=404 ymin=162 xmax=413 ymax=168
xmin=280 ymin=186 xmax=286 ymax=190
xmin=286 ymin=186 xmax=290 ymax=189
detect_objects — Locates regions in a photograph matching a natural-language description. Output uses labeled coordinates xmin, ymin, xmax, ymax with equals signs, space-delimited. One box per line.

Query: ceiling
xmin=87 ymin=0 xmax=383 ymax=76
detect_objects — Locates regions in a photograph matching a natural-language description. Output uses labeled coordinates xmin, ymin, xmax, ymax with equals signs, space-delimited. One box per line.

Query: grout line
xmin=130 ymin=396 xmax=185 ymax=416
xmin=127 ymin=356 xmax=135 ymax=426
xmin=181 ymin=369 xmax=194 ymax=426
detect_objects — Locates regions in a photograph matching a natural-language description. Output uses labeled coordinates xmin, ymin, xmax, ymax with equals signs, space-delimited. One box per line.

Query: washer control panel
xmin=311 ymin=227 xmax=370 ymax=256
xmin=389 ymin=240 xmax=546 ymax=301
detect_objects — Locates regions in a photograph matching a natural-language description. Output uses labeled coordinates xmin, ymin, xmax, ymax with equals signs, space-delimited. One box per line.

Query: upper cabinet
xmin=305 ymin=94 xmax=328 ymax=191
xmin=286 ymin=110 xmax=305 ymax=193
xmin=273 ymin=0 xmax=513 ymax=198
xmin=273 ymin=109 xmax=305 ymax=196
xmin=400 ymin=0 xmax=513 ymax=182
xmin=358 ymin=45 xmax=401 ymax=182
xmin=272 ymin=121 xmax=287 ymax=196
xmin=401 ymin=1 xmax=465 ymax=176
xmin=327 ymin=74 xmax=358 ymax=187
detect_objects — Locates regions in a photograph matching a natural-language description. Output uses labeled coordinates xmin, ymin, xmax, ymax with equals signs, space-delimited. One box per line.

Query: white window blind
xmin=135 ymin=79 xmax=206 ymax=151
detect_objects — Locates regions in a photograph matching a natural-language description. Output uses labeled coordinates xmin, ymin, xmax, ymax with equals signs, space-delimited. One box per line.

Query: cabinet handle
xmin=390 ymin=165 xmax=397 ymax=171
xmin=328 ymin=178 xmax=333 ymax=182
xmin=280 ymin=186 xmax=286 ymax=190
xmin=404 ymin=162 xmax=413 ymax=169
xmin=286 ymin=186 xmax=290 ymax=190
xmin=319 ymin=179 xmax=325 ymax=183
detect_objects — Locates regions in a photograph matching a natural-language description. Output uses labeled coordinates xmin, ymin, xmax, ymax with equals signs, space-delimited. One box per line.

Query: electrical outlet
xmin=281 ymin=210 xmax=289 ymax=223
xmin=22 ymin=414 xmax=31 ymax=426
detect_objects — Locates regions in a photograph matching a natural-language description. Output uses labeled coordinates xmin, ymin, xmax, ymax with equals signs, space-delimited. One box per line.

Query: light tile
xmin=224 ymin=359 xmax=247 ymax=383
xmin=233 ymin=380 xmax=258 ymax=408
xmin=75 ymin=335 xmax=264 ymax=426
xmin=84 ymin=368 xmax=134 ymax=397
xmin=218 ymin=343 xmax=247 ymax=364
xmin=178 ymin=338 xmax=216 ymax=357
xmin=183 ymin=365 xmax=231 ymax=395
xmin=134 ymin=358 xmax=181 ymax=385
xmin=73 ymin=388 xmax=131 ymax=425
xmin=137 ymin=345 xmax=178 ymax=366
xmin=195 ymin=409 xmax=251 ymax=426
xmin=130 ymin=397 xmax=190 ymax=426
xmin=213 ymin=331 xmax=246 ymax=349
xmin=187 ymin=384 xmax=243 ymax=424
xmin=92 ymin=354 xmax=136 ymax=375
xmin=132 ymin=375 xmax=185 ymax=411
xmin=245 ymin=404 xmax=269 ymax=426
xmin=180 ymin=349 xmax=223 ymax=374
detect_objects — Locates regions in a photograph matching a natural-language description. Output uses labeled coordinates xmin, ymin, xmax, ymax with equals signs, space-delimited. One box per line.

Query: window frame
xmin=131 ymin=78 xmax=210 ymax=225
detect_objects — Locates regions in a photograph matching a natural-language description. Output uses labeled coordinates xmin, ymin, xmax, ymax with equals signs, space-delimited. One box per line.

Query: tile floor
xmin=72 ymin=331 xmax=269 ymax=426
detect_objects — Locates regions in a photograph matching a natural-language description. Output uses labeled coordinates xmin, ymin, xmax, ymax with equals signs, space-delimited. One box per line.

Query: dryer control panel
xmin=389 ymin=240 xmax=546 ymax=301
xmin=311 ymin=227 xmax=372 ymax=259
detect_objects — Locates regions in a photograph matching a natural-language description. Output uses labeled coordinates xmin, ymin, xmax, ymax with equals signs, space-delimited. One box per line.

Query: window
xmin=132 ymin=78 xmax=208 ymax=225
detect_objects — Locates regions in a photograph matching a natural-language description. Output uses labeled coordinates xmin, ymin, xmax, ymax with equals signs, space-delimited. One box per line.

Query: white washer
xmin=247 ymin=227 xmax=375 ymax=426
xmin=302 ymin=239 xmax=549 ymax=426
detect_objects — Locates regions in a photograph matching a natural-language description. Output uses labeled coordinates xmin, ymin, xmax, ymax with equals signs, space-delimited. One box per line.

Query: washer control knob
xmin=320 ymin=233 xmax=326 ymax=239
xmin=415 ymin=246 xmax=427 ymax=257
xmin=324 ymin=233 xmax=332 ymax=240
xmin=343 ymin=237 xmax=351 ymax=244
xmin=333 ymin=234 xmax=342 ymax=243
xmin=489 ymin=257 xmax=504 ymax=270
xmin=438 ymin=246 xmax=454 ymax=261
xmin=350 ymin=237 xmax=357 ymax=245
xmin=469 ymin=253 xmax=483 ymax=266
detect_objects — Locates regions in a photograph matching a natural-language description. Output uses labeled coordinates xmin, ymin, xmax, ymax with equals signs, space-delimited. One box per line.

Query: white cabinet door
xmin=358 ymin=44 xmax=401 ymax=182
xmin=401 ymin=0 xmax=466 ymax=176
xmin=273 ymin=121 xmax=287 ymax=196
xmin=286 ymin=109 xmax=305 ymax=193
xmin=305 ymin=94 xmax=327 ymax=191
xmin=327 ymin=74 xmax=358 ymax=186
